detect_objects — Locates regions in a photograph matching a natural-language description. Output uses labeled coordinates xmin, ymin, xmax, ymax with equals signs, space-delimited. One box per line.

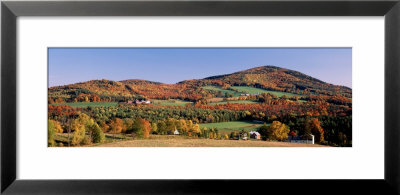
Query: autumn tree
xmin=289 ymin=131 xmax=297 ymax=137
xmin=110 ymin=118 xmax=124 ymax=138
xmin=123 ymin=118 xmax=134 ymax=133
xmin=142 ymin=119 xmax=151 ymax=138
xmin=86 ymin=119 xmax=105 ymax=143
xmin=157 ymin=121 xmax=167 ymax=135
xmin=131 ymin=118 xmax=151 ymax=138
xmin=258 ymin=123 xmax=270 ymax=140
xmin=267 ymin=121 xmax=290 ymax=141
xmin=151 ymin=122 xmax=158 ymax=134
xmin=71 ymin=113 xmax=90 ymax=146
xmin=49 ymin=119 xmax=63 ymax=133
xmin=48 ymin=120 xmax=56 ymax=147
xmin=165 ymin=118 xmax=176 ymax=135
xmin=191 ymin=123 xmax=201 ymax=135
xmin=305 ymin=118 xmax=324 ymax=143
xmin=100 ymin=121 xmax=109 ymax=133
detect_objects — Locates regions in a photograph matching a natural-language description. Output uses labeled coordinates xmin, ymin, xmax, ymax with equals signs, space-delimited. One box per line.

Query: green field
xmin=200 ymin=121 xmax=267 ymax=133
xmin=208 ymin=100 xmax=258 ymax=105
xmin=152 ymin=99 xmax=192 ymax=106
xmin=230 ymin=86 xmax=302 ymax=97
xmin=202 ymin=85 xmax=302 ymax=98
xmin=51 ymin=102 xmax=118 ymax=108
xmin=202 ymin=86 xmax=242 ymax=97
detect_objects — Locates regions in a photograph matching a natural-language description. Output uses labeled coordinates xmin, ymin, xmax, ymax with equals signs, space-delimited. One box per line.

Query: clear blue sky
xmin=48 ymin=48 xmax=352 ymax=88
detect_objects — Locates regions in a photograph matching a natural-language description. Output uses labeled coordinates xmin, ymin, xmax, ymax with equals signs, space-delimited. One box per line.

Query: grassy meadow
xmin=200 ymin=121 xmax=266 ymax=133
xmin=202 ymin=85 xmax=303 ymax=98
xmin=208 ymin=100 xmax=257 ymax=105
xmin=230 ymin=86 xmax=303 ymax=97
xmin=96 ymin=135 xmax=326 ymax=147
xmin=51 ymin=102 xmax=118 ymax=108
xmin=201 ymin=86 xmax=242 ymax=97
xmin=152 ymin=99 xmax=193 ymax=106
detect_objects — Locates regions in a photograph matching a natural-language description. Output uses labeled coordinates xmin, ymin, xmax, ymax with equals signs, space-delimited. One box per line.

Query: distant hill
xmin=181 ymin=66 xmax=351 ymax=97
xmin=49 ymin=65 xmax=352 ymax=102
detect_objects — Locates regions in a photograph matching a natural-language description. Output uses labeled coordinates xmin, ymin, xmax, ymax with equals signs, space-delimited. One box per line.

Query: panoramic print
xmin=48 ymin=48 xmax=352 ymax=147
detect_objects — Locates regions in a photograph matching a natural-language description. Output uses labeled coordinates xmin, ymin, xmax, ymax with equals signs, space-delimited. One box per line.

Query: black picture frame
xmin=1 ymin=0 xmax=399 ymax=194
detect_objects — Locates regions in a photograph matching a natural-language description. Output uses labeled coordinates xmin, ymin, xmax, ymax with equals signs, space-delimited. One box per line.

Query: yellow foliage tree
xmin=110 ymin=118 xmax=124 ymax=137
xmin=71 ymin=113 xmax=90 ymax=146
xmin=48 ymin=120 xmax=56 ymax=147
xmin=49 ymin=120 xmax=63 ymax=133
xmin=267 ymin=121 xmax=290 ymax=141
xmin=192 ymin=123 xmax=201 ymax=134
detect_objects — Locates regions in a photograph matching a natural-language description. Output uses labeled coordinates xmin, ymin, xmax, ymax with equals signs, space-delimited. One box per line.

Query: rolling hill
xmin=180 ymin=66 xmax=351 ymax=97
xmin=48 ymin=65 xmax=352 ymax=102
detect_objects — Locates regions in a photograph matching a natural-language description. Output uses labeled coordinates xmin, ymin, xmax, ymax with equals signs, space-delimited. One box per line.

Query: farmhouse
xmin=249 ymin=131 xmax=261 ymax=139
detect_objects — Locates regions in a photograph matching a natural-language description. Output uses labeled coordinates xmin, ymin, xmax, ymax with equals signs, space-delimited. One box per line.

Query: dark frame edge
xmin=1 ymin=0 xmax=400 ymax=194
xmin=385 ymin=1 xmax=400 ymax=194
xmin=0 ymin=2 xmax=16 ymax=194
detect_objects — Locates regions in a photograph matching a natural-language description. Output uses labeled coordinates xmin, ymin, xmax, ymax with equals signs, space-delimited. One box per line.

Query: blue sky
xmin=48 ymin=48 xmax=352 ymax=88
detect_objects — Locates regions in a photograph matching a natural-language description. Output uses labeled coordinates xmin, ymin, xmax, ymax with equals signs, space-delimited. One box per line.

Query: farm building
xmin=287 ymin=135 xmax=314 ymax=144
xmin=242 ymin=133 xmax=248 ymax=140
xmin=249 ymin=131 xmax=261 ymax=139
xmin=133 ymin=100 xmax=151 ymax=105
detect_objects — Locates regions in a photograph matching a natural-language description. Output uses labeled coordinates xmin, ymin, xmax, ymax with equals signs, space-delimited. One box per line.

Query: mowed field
xmin=202 ymin=85 xmax=302 ymax=98
xmin=202 ymin=86 xmax=242 ymax=97
xmin=152 ymin=99 xmax=192 ymax=106
xmin=97 ymin=135 xmax=327 ymax=147
xmin=208 ymin=100 xmax=257 ymax=105
xmin=200 ymin=121 xmax=266 ymax=133
xmin=51 ymin=102 xmax=118 ymax=107
xmin=230 ymin=86 xmax=303 ymax=97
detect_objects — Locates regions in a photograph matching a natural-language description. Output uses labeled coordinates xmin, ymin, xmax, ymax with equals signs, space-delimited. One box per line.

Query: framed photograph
xmin=2 ymin=0 xmax=399 ymax=194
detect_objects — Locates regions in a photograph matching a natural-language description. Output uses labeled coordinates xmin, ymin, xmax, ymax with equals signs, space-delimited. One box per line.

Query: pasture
xmin=230 ymin=86 xmax=303 ymax=97
xmin=51 ymin=102 xmax=118 ymax=108
xmin=152 ymin=99 xmax=193 ymax=106
xmin=97 ymin=135 xmax=326 ymax=147
xmin=208 ymin=100 xmax=258 ymax=105
xmin=200 ymin=121 xmax=267 ymax=133
xmin=202 ymin=86 xmax=242 ymax=97
xmin=202 ymin=85 xmax=303 ymax=98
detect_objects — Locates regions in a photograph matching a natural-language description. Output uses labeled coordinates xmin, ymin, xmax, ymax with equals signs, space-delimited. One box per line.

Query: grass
xmin=152 ymin=99 xmax=192 ymax=106
xmin=53 ymin=132 xmax=133 ymax=146
xmin=202 ymin=86 xmax=242 ymax=97
xmin=96 ymin=135 xmax=327 ymax=147
xmin=230 ymin=86 xmax=303 ymax=97
xmin=202 ymin=85 xmax=302 ymax=98
xmin=51 ymin=102 xmax=118 ymax=108
xmin=208 ymin=100 xmax=258 ymax=105
xmin=200 ymin=121 xmax=267 ymax=133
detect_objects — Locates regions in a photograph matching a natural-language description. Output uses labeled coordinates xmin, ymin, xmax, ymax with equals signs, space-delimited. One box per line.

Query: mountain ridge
xmin=49 ymin=65 xmax=352 ymax=102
